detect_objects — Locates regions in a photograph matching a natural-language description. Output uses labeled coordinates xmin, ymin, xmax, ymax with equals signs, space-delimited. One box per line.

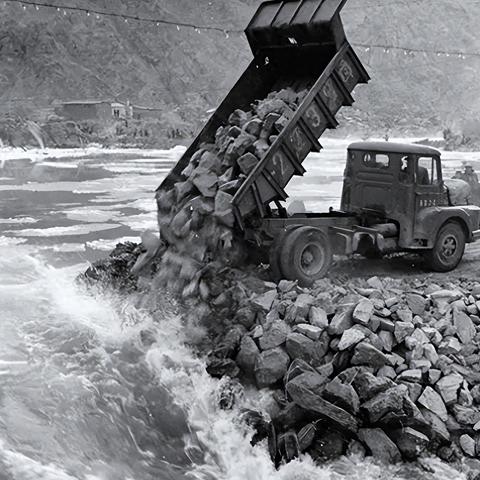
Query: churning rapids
xmin=0 ymin=141 xmax=474 ymax=480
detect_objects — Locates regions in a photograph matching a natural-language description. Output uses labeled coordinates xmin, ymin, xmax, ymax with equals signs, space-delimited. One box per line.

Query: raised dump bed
xmin=157 ymin=0 xmax=369 ymax=228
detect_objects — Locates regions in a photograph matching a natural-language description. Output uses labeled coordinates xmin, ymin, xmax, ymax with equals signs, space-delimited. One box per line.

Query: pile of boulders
xmin=206 ymin=274 xmax=480 ymax=470
xmin=153 ymin=87 xmax=308 ymax=299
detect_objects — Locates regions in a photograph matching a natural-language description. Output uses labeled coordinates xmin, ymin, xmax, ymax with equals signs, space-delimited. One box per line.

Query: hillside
xmin=1 ymin=0 xmax=480 ymax=137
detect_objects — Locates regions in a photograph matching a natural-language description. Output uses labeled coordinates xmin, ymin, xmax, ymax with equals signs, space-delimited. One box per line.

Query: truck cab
xmin=341 ymin=142 xmax=480 ymax=254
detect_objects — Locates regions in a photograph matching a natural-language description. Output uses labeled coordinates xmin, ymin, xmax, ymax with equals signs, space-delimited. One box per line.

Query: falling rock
xmin=338 ymin=327 xmax=367 ymax=351
xmin=358 ymin=428 xmax=401 ymax=464
xmin=328 ymin=309 xmax=354 ymax=335
xmin=418 ymin=387 xmax=448 ymax=421
xmin=214 ymin=190 xmax=234 ymax=227
xmin=453 ymin=310 xmax=476 ymax=344
xmin=366 ymin=276 xmax=383 ymax=290
xmin=452 ymin=405 xmax=480 ymax=425
xmin=286 ymin=374 xmax=358 ymax=434
xmin=460 ymin=434 xmax=477 ymax=457
xmin=236 ymin=336 xmax=260 ymax=374
xmin=435 ymin=373 xmax=463 ymax=406
xmin=395 ymin=322 xmax=415 ymax=343
xmin=390 ymin=427 xmax=430 ymax=460
xmin=228 ymin=109 xmax=249 ymax=128
xmin=406 ymin=293 xmax=428 ymax=316
xmin=259 ymin=320 xmax=289 ymax=351
xmin=243 ymin=118 xmax=263 ymax=136
xmin=277 ymin=431 xmax=299 ymax=462
xmin=237 ymin=152 xmax=259 ymax=174
xmin=294 ymin=323 xmax=323 ymax=341
xmin=322 ymin=377 xmax=360 ymax=415
xmin=353 ymin=299 xmax=374 ymax=326
xmin=361 ymin=385 xmax=408 ymax=423
xmin=308 ymin=306 xmax=329 ymax=330
xmin=351 ymin=342 xmax=390 ymax=369
xmin=309 ymin=428 xmax=348 ymax=462
xmin=353 ymin=371 xmax=396 ymax=402
xmin=192 ymin=170 xmax=218 ymax=197
xmin=254 ymin=347 xmax=290 ymax=388
xmin=252 ymin=290 xmax=277 ymax=312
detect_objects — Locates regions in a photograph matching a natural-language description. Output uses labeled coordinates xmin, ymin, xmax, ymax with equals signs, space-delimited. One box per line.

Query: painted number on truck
xmin=338 ymin=59 xmax=355 ymax=86
xmin=305 ymin=104 xmax=325 ymax=136
xmin=321 ymin=79 xmax=341 ymax=111
xmin=418 ymin=198 xmax=438 ymax=208
xmin=289 ymin=126 xmax=309 ymax=159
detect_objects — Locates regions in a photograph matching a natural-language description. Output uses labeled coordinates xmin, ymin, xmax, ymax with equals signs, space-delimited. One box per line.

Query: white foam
xmin=7 ymin=224 xmax=121 ymax=237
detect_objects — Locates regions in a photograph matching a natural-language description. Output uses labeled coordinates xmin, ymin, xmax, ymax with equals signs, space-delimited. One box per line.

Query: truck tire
xmin=279 ymin=226 xmax=333 ymax=286
xmin=424 ymin=221 xmax=466 ymax=272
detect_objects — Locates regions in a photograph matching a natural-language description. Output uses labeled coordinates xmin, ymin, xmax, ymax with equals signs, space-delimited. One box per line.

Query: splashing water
xmin=0 ymin=244 xmax=468 ymax=480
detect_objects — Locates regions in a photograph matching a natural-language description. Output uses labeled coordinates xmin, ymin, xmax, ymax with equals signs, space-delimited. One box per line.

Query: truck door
xmin=413 ymin=155 xmax=448 ymax=243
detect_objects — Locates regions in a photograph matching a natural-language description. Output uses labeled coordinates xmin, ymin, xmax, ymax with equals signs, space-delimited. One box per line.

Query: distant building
xmin=111 ymin=102 xmax=129 ymax=120
xmin=56 ymin=100 xmax=113 ymax=121
xmin=131 ymin=105 xmax=163 ymax=121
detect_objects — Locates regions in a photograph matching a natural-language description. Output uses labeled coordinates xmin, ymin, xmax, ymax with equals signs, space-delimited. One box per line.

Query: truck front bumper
xmin=472 ymin=229 xmax=480 ymax=241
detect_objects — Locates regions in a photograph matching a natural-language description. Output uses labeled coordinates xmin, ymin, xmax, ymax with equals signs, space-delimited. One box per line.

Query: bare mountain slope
xmin=1 ymin=0 xmax=480 ymax=134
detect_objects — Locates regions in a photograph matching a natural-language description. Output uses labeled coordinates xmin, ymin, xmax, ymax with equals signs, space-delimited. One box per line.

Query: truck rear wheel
xmin=424 ymin=221 xmax=466 ymax=272
xmin=279 ymin=226 xmax=332 ymax=286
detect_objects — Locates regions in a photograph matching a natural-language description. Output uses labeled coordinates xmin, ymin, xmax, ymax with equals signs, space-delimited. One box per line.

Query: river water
xmin=0 ymin=141 xmax=474 ymax=480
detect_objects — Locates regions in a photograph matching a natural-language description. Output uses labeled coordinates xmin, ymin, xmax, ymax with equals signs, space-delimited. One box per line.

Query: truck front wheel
xmin=279 ymin=227 xmax=333 ymax=286
xmin=424 ymin=221 xmax=466 ymax=272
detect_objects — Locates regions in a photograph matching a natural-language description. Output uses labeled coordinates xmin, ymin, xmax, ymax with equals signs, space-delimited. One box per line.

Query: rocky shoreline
xmin=81 ymin=246 xmax=480 ymax=479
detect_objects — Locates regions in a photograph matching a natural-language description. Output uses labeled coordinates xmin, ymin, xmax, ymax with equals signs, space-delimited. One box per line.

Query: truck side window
xmin=400 ymin=156 xmax=415 ymax=183
xmin=362 ymin=153 xmax=389 ymax=169
xmin=417 ymin=157 xmax=438 ymax=185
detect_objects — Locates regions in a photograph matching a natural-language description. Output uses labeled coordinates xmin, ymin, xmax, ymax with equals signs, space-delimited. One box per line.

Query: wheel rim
xmin=299 ymin=242 xmax=325 ymax=276
xmin=440 ymin=234 xmax=458 ymax=259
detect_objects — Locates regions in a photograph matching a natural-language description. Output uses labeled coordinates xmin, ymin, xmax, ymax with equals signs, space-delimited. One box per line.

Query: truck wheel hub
xmin=441 ymin=235 xmax=457 ymax=257
xmin=300 ymin=244 xmax=324 ymax=274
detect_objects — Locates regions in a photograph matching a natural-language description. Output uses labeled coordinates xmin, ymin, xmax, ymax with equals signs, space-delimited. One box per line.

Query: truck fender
xmin=415 ymin=207 xmax=480 ymax=246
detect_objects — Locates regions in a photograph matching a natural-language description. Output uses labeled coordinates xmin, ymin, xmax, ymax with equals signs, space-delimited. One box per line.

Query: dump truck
xmin=157 ymin=0 xmax=480 ymax=285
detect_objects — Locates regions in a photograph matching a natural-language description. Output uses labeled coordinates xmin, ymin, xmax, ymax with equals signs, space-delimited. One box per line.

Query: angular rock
xmin=351 ymin=342 xmax=390 ymax=369
xmin=297 ymin=422 xmax=317 ymax=452
xmin=438 ymin=336 xmax=462 ymax=355
xmin=338 ymin=327 xmax=367 ymax=351
xmin=420 ymin=408 xmax=450 ymax=443
xmin=453 ymin=310 xmax=476 ymax=344
xmin=286 ymin=375 xmax=358 ymax=434
xmin=402 ymin=381 xmax=423 ymax=403
xmin=453 ymin=405 xmax=480 ymax=425
xmin=251 ymin=290 xmax=277 ymax=312
xmin=418 ymin=387 xmax=448 ymax=421
xmin=294 ymin=323 xmax=322 ymax=341
xmin=428 ymin=369 xmax=442 ymax=385
xmin=390 ymin=427 xmax=430 ymax=460
xmin=353 ymin=299 xmax=374 ymax=326
xmin=294 ymin=294 xmax=316 ymax=322
xmin=286 ymin=333 xmax=315 ymax=362
xmin=358 ymin=428 xmax=401 ymax=464
xmin=243 ymin=118 xmax=263 ymax=136
xmin=259 ymin=320 xmax=289 ymax=350
xmin=323 ymin=377 xmax=360 ymax=415
xmin=353 ymin=371 xmax=395 ymax=402
xmin=394 ymin=321 xmax=415 ymax=343
xmin=397 ymin=369 xmax=422 ymax=383
xmin=235 ymin=336 xmax=260 ymax=374
xmin=308 ymin=306 xmax=329 ymax=330
xmin=406 ymin=293 xmax=427 ymax=315
xmin=361 ymin=385 xmax=407 ymax=423
xmin=460 ymin=434 xmax=476 ymax=457
xmin=328 ymin=309 xmax=353 ymax=335
xmin=254 ymin=347 xmax=290 ymax=388
xmin=435 ymin=373 xmax=463 ymax=406
xmin=228 ymin=109 xmax=249 ymax=128
xmin=423 ymin=344 xmax=439 ymax=366
xmin=237 ymin=152 xmax=258 ymax=175
xmin=396 ymin=309 xmax=413 ymax=323
xmin=378 ymin=330 xmax=394 ymax=352
xmin=377 ymin=365 xmax=396 ymax=379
